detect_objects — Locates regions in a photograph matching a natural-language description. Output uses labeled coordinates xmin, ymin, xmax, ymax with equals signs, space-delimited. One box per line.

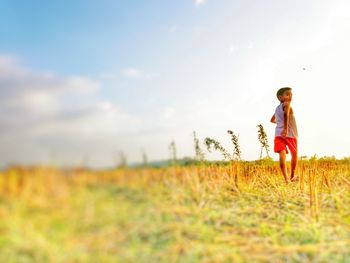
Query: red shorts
xmin=274 ymin=136 xmax=297 ymax=154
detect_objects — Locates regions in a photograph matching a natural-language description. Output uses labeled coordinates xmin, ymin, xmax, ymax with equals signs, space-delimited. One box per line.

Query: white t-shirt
xmin=274 ymin=102 xmax=298 ymax=138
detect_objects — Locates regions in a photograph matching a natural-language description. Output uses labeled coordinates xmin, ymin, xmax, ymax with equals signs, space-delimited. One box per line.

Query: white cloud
xmin=194 ymin=0 xmax=206 ymax=6
xmin=0 ymin=54 xmax=142 ymax=168
xmin=19 ymin=91 xmax=59 ymax=114
xmin=100 ymin=67 xmax=159 ymax=80
xmin=120 ymin=67 xmax=159 ymax=80
xmin=0 ymin=54 xmax=97 ymax=117
xmin=65 ymin=76 xmax=99 ymax=94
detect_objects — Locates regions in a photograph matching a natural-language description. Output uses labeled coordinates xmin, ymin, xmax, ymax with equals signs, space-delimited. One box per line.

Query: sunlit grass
xmin=0 ymin=159 xmax=349 ymax=262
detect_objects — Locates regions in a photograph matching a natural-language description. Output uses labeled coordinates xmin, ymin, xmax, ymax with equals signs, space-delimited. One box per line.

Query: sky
xmin=0 ymin=0 xmax=349 ymax=168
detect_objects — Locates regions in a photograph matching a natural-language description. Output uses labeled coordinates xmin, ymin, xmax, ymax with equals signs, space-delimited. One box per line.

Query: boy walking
xmin=270 ymin=87 xmax=298 ymax=184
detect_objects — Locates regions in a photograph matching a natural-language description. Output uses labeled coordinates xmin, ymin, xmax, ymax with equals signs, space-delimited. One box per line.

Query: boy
xmin=270 ymin=87 xmax=298 ymax=184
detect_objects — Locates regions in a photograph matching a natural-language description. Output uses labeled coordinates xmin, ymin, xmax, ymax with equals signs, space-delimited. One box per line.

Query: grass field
xmin=0 ymin=158 xmax=349 ymax=262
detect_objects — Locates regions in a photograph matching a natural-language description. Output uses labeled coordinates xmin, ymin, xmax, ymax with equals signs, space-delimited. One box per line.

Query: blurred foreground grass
xmin=0 ymin=159 xmax=349 ymax=262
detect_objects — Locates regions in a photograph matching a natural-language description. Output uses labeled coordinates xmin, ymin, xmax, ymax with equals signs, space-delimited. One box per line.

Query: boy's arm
xmin=270 ymin=114 xmax=276 ymax=123
xmin=282 ymin=102 xmax=291 ymax=136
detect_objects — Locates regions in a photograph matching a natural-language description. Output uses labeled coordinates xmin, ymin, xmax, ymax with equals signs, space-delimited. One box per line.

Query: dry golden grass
xmin=0 ymin=158 xmax=349 ymax=262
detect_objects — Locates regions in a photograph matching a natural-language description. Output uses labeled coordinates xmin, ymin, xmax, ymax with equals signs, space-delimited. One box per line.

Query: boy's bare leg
xmin=279 ymin=150 xmax=290 ymax=184
xmin=290 ymin=151 xmax=298 ymax=181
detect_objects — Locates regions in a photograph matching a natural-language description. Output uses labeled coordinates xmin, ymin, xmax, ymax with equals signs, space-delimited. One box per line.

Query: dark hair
xmin=276 ymin=87 xmax=291 ymax=99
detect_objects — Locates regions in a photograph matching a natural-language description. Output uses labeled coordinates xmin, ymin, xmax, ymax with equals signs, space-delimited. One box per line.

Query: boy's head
xmin=276 ymin=87 xmax=292 ymax=102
